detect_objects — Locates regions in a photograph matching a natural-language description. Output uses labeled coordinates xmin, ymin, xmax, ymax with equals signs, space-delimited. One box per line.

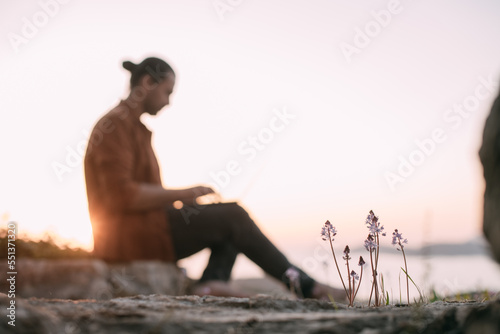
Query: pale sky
xmin=1 ymin=0 xmax=500 ymax=271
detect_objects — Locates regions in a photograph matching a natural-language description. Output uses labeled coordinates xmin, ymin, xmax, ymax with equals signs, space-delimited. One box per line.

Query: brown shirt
xmin=84 ymin=101 xmax=175 ymax=262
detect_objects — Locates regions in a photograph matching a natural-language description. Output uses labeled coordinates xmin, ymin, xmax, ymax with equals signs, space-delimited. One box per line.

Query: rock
xmin=479 ymin=86 xmax=500 ymax=263
xmin=105 ymin=261 xmax=188 ymax=298
xmin=463 ymin=299 xmax=500 ymax=334
xmin=1 ymin=296 xmax=62 ymax=334
xmin=0 ymin=259 xmax=187 ymax=300
xmin=1 ymin=295 xmax=498 ymax=334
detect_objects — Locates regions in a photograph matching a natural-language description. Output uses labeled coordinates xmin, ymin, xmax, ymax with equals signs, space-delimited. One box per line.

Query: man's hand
xmin=129 ymin=184 xmax=220 ymax=211
xmin=183 ymin=186 xmax=221 ymax=204
xmin=188 ymin=185 xmax=216 ymax=198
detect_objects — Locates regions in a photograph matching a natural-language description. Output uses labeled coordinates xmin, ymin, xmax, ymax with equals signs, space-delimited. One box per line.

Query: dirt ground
xmin=1 ymin=293 xmax=499 ymax=334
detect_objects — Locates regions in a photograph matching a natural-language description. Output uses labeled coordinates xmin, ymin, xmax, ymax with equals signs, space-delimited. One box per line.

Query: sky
xmin=1 ymin=0 xmax=500 ymax=280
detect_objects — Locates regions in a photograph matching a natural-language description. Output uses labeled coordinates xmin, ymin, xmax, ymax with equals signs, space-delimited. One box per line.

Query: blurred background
xmin=1 ymin=0 xmax=500 ymax=298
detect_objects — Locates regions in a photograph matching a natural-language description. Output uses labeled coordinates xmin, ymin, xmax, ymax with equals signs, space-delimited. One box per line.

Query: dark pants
xmin=167 ymin=202 xmax=315 ymax=297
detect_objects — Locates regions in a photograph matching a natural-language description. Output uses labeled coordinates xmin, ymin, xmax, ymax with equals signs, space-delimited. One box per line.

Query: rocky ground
xmin=2 ymin=294 xmax=500 ymax=334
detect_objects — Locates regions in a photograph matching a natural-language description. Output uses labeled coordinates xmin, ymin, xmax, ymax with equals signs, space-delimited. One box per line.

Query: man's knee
xmin=219 ymin=203 xmax=254 ymax=225
xmin=206 ymin=202 xmax=254 ymax=231
xmin=225 ymin=202 xmax=249 ymax=215
xmin=202 ymin=202 xmax=246 ymax=216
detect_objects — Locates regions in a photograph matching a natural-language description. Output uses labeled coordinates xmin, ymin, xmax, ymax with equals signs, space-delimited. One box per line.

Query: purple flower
xmin=343 ymin=245 xmax=351 ymax=260
xmin=392 ymin=229 xmax=408 ymax=250
xmin=321 ymin=220 xmax=337 ymax=242
xmin=365 ymin=210 xmax=386 ymax=237
xmin=364 ymin=234 xmax=377 ymax=252
xmin=365 ymin=210 xmax=375 ymax=225
xmin=358 ymin=256 xmax=365 ymax=267
xmin=350 ymin=270 xmax=359 ymax=281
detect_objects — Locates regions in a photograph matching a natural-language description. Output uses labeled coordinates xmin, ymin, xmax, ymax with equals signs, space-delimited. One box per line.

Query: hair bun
xmin=122 ymin=60 xmax=137 ymax=72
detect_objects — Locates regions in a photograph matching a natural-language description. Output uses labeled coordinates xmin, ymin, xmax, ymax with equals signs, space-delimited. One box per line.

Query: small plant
xmin=320 ymin=210 xmax=420 ymax=308
xmin=354 ymin=256 xmax=365 ymax=302
xmin=321 ymin=221 xmax=362 ymax=306
xmin=392 ymin=229 xmax=409 ymax=304
xmin=342 ymin=245 xmax=364 ymax=306
xmin=401 ymin=267 xmax=425 ymax=304
xmin=364 ymin=210 xmax=386 ymax=307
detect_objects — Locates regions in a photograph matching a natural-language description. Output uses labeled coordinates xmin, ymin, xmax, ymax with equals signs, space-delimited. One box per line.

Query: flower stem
xmin=368 ymin=250 xmax=376 ymax=307
xmin=346 ymin=258 xmax=352 ymax=306
xmin=329 ymin=239 xmax=349 ymax=300
xmin=374 ymin=234 xmax=380 ymax=306
xmin=353 ymin=266 xmax=363 ymax=300
xmin=402 ymin=246 xmax=409 ymax=305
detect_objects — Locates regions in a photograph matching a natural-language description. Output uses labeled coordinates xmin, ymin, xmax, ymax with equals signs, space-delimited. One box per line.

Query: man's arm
xmin=86 ymin=115 xmax=217 ymax=213
xmin=128 ymin=184 xmax=215 ymax=212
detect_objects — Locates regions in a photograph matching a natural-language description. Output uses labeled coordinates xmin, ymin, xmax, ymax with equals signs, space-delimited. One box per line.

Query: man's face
xmin=144 ymin=74 xmax=175 ymax=116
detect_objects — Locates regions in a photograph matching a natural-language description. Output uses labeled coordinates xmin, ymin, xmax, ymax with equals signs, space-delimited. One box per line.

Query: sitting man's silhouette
xmin=84 ymin=56 xmax=344 ymax=299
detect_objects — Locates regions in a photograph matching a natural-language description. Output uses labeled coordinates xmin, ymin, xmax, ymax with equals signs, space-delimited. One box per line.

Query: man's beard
xmin=144 ymin=100 xmax=161 ymax=116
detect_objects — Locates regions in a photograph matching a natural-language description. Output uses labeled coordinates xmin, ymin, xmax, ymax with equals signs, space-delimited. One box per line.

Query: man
xmin=84 ymin=56 xmax=344 ymax=299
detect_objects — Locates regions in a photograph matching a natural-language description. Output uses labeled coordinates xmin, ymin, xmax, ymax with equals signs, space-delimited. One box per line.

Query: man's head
xmin=123 ymin=57 xmax=176 ymax=116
